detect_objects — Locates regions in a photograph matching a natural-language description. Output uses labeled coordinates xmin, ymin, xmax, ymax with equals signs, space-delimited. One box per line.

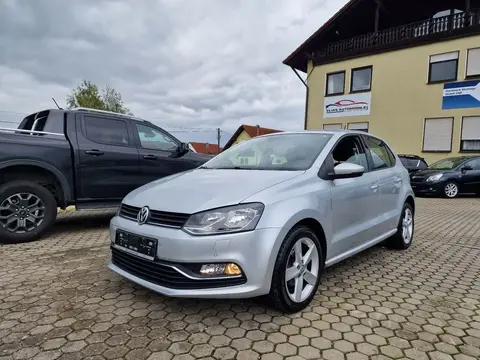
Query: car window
xmin=464 ymin=158 xmax=480 ymax=170
xmin=135 ymin=124 xmax=178 ymax=151
xmin=332 ymin=136 xmax=368 ymax=170
xmin=84 ymin=116 xmax=130 ymax=146
xmin=364 ymin=136 xmax=395 ymax=170
xmin=204 ymin=133 xmax=333 ymax=171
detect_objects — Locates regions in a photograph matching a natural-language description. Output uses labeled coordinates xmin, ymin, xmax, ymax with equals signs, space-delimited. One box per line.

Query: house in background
xmin=284 ymin=0 xmax=480 ymax=163
xmin=189 ymin=142 xmax=222 ymax=155
xmin=223 ymin=125 xmax=281 ymax=150
xmin=222 ymin=125 xmax=282 ymax=165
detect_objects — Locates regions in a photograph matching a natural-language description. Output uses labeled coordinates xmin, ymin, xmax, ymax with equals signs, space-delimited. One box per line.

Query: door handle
xmin=143 ymin=155 xmax=158 ymax=160
xmin=85 ymin=149 xmax=104 ymax=156
xmin=370 ymin=184 xmax=379 ymax=191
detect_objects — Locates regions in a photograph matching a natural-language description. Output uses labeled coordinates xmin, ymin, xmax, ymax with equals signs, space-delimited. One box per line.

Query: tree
xmin=66 ymin=79 xmax=132 ymax=115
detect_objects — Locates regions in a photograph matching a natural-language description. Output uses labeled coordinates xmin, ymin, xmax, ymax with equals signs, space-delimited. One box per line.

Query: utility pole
xmin=217 ymin=128 xmax=221 ymax=154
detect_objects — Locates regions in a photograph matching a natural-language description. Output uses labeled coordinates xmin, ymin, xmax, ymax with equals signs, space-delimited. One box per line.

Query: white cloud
xmin=0 ymin=0 xmax=349 ymax=144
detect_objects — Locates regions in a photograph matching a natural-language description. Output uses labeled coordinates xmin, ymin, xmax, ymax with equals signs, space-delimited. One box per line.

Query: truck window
xmin=84 ymin=116 xmax=130 ymax=146
xmin=135 ymin=124 xmax=178 ymax=151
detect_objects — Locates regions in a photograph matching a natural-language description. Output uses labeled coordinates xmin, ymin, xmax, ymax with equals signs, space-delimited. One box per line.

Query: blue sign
xmin=442 ymin=80 xmax=480 ymax=110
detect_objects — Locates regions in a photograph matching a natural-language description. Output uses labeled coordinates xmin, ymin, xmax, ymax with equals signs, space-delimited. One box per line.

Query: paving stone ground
xmin=1 ymin=197 xmax=480 ymax=360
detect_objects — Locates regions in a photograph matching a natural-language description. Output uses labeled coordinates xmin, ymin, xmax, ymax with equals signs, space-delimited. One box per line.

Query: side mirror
xmin=177 ymin=142 xmax=189 ymax=155
xmin=329 ymin=163 xmax=364 ymax=180
xmin=461 ymin=165 xmax=473 ymax=173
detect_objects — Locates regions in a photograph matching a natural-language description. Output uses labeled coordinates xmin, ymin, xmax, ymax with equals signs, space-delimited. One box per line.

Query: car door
xmin=362 ymin=135 xmax=401 ymax=235
xmin=458 ymin=158 xmax=480 ymax=194
xmin=327 ymin=135 xmax=380 ymax=259
xmin=133 ymin=122 xmax=200 ymax=184
xmin=75 ymin=114 xmax=140 ymax=201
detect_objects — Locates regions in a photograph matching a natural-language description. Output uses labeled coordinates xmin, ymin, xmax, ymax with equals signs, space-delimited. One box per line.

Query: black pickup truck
xmin=0 ymin=108 xmax=212 ymax=244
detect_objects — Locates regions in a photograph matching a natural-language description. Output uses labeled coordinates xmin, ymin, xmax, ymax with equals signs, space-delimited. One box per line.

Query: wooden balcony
xmin=314 ymin=8 xmax=480 ymax=65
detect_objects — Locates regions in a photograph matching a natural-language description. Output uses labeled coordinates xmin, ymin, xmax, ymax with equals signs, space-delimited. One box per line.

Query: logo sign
xmin=442 ymin=80 xmax=480 ymax=110
xmin=324 ymin=92 xmax=372 ymax=118
xmin=137 ymin=206 xmax=150 ymax=225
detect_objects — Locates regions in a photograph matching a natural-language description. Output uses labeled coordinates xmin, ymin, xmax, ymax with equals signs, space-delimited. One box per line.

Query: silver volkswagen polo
xmin=108 ymin=131 xmax=415 ymax=313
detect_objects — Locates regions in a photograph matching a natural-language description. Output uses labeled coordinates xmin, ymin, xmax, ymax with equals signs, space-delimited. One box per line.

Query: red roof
xmin=189 ymin=142 xmax=221 ymax=154
xmin=223 ymin=125 xmax=282 ymax=150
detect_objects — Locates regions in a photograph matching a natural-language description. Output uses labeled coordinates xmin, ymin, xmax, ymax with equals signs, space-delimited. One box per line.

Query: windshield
xmin=203 ymin=133 xmax=333 ymax=171
xmin=428 ymin=158 xmax=465 ymax=170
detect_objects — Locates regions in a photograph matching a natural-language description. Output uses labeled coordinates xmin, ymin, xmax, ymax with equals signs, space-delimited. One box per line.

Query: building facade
xmin=284 ymin=0 xmax=480 ymax=163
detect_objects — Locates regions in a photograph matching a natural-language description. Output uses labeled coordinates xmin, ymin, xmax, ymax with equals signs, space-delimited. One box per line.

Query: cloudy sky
xmin=0 ymin=0 xmax=347 ymax=144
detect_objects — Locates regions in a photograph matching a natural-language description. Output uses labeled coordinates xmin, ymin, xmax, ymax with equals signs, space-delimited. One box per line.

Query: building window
xmin=351 ymin=66 xmax=372 ymax=92
xmin=466 ymin=48 xmax=480 ymax=78
xmin=326 ymin=71 xmax=345 ymax=96
xmin=461 ymin=116 xmax=480 ymax=151
xmin=428 ymin=52 xmax=459 ymax=83
xmin=423 ymin=118 xmax=453 ymax=152
xmin=347 ymin=122 xmax=369 ymax=132
xmin=323 ymin=123 xmax=342 ymax=131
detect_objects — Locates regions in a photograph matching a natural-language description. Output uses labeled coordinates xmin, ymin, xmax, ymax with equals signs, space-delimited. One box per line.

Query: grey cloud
xmin=0 ymin=0 xmax=348 ymax=136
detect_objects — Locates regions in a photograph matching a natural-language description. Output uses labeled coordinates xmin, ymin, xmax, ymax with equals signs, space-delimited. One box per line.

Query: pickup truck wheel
xmin=0 ymin=181 xmax=57 ymax=244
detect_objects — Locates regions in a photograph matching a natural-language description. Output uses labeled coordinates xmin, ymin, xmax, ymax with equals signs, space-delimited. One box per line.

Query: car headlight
xmin=426 ymin=173 xmax=443 ymax=182
xmin=182 ymin=203 xmax=264 ymax=236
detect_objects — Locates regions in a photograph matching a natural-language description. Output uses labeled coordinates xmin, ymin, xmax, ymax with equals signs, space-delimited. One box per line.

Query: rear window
xmin=18 ymin=110 xmax=64 ymax=134
xmin=400 ymin=157 xmax=427 ymax=169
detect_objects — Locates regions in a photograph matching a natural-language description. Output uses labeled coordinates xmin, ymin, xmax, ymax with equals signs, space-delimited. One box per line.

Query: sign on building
xmin=323 ymin=92 xmax=372 ymax=118
xmin=442 ymin=80 xmax=480 ymax=110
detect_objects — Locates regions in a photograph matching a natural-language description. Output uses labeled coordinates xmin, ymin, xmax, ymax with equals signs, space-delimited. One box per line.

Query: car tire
xmin=443 ymin=182 xmax=459 ymax=198
xmin=386 ymin=202 xmax=414 ymax=250
xmin=268 ymin=225 xmax=324 ymax=313
xmin=0 ymin=181 xmax=57 ymax=244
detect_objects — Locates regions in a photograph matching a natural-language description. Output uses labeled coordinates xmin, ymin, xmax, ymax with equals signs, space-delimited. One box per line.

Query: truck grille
xmin=118 ymin=204 xmax=190 ymax=228
xmin=111 ymin=247 xmax=247 ymax=290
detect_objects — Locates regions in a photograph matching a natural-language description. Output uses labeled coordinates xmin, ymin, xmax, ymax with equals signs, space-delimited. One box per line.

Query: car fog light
xmin=200 ymin=263 xmax=242 ymax=276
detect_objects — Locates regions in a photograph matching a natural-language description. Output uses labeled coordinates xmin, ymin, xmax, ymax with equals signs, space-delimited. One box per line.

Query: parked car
xmin=0 ymin=107 xmax=212 ymax=244
xmin=410 ymin=156 xmax=480 ymax=198
xmin=108 ymin=130 xmax=415 ymax=313
xmin=398 ymin=154 xmax=428 ymax=175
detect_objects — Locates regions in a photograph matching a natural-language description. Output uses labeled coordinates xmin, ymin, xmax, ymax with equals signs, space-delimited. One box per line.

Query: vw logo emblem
xmin=137 ymin=206 xmax=150 ymax=225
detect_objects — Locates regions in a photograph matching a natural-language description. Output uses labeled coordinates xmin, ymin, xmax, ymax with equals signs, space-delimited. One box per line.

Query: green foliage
xmin=66 ymin=79 xmax=132 ymax=115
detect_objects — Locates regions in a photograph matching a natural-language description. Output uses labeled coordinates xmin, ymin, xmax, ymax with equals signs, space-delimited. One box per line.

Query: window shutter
xmin=323 ymin=123 xmax=342 ymax=130
xmin=347 ymin=122 xmax=369 ymax=131
xmin=467 ymin=48 xmax=480 ymax=77
xmin=423 ymin=118 xmax=453 ymax=151
xmin=461 ymin=116 xmax=480 ymax=140
xmin=430 ymin=52 xmax=459 ymax=63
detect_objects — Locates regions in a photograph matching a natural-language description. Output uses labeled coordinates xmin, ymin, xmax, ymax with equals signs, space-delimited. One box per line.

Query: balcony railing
xmin=315 ymin=9 xmax=480 ymax=63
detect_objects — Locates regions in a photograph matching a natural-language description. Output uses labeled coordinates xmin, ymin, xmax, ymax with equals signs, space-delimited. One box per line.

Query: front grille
xmin=111 ymin=247 xmax=247 ymax=290
xmin=119 ymin=204 xmax=190 ymax=228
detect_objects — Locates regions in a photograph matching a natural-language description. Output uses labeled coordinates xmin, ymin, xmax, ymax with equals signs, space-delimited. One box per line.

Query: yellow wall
xmin=306 ymin=36 xmax=480 ymax=164
xmin=232 ymin=130 xmax=252 ymax=146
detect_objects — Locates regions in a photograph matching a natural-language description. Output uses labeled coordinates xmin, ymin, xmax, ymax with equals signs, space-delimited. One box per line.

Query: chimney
xmin=256 ymin=124 xmax=260 ymax=136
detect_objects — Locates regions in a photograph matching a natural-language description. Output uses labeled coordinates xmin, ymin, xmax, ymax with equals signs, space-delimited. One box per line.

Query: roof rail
xmin=70 ymin=107 xmax=146 ymax=121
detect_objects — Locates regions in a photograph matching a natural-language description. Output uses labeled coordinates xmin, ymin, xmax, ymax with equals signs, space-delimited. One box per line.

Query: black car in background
xmin=398 ymin=154 xmax=428 ymax=175
xmin=410 ymin=156 xmax=480 ymax=198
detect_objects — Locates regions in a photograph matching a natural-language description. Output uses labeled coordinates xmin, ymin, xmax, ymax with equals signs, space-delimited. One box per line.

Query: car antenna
xmin=52 ymin=97 xmax=63 ymax=110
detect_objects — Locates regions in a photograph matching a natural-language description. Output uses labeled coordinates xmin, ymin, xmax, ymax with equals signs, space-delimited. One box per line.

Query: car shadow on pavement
xmin=50 ymin=210 xmax=116 ymax=236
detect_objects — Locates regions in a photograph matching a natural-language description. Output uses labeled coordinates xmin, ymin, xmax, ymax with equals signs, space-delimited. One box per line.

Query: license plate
xmin=115 ymin=230 xmax=157 ymax=261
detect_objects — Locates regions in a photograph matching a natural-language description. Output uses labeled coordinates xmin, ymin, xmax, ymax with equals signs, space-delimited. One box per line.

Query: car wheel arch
xmin=405 ymin=195 xmax=415 ymax=215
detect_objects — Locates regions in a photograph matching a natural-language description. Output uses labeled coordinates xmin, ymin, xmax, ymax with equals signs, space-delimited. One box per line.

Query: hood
xmin=411 ymin=169 xmax=447 ymax=178
xmin=182 ymin=151 xmax=214 ymax=162
xmin=123 ymin=168 xmax=304 ymax=213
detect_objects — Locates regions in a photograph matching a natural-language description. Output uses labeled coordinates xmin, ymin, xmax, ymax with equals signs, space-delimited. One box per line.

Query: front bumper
xmin=410 ymin=181 xmax=444 ymax=195
xmin=108 ymin=215 xmax=283 ymax=299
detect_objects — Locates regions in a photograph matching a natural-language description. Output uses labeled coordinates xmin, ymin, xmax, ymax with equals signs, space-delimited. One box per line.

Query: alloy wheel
xmin=285 ymin=237 xmax=320 ymax=303
xmin=0 ymin=193 xmax=46 ymax=233
xmin=445 ymin=183 xmax=458 ymax=198
xmin=402 ymin=208 xmax=413 ymax=245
